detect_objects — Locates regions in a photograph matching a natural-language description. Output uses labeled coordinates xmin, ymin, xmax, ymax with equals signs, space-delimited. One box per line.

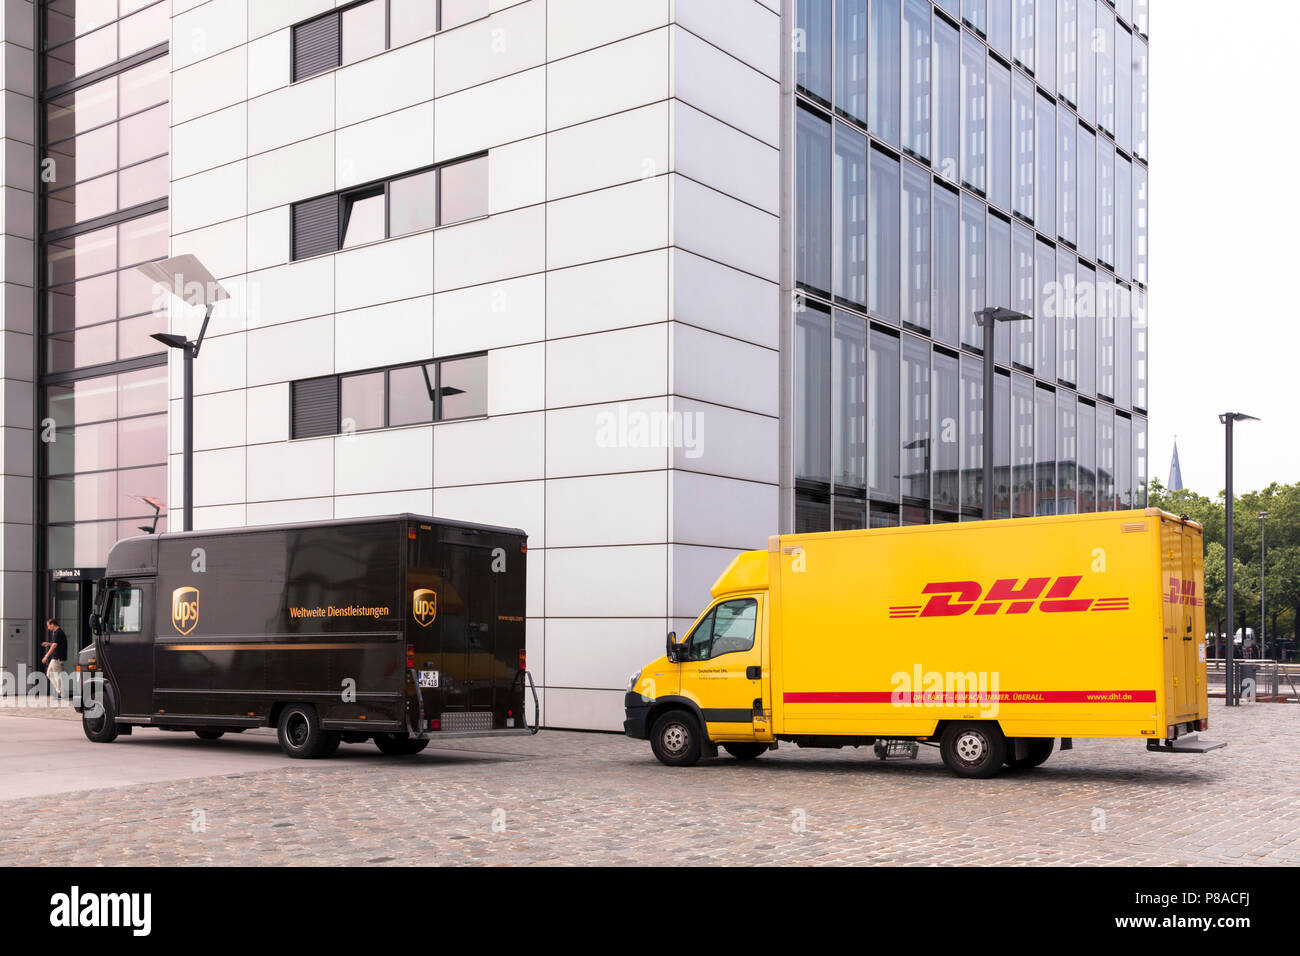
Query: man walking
xmin=42 ymin=618 xmax=68 ymax=701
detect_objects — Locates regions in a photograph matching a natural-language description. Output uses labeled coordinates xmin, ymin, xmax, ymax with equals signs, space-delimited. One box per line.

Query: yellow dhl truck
xmin=624 ymin=509 xmax=1223 ymax=778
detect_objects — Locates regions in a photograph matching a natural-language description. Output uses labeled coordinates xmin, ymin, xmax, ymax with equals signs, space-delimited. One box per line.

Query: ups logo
xmin=172 ymin=586 xmax=199 ymax=635
xmin=412 ymin=589 xmax=437 ymax=628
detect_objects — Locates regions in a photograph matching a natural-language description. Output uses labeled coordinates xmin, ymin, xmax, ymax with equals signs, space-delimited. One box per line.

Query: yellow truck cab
xmin=624 ymin=509 xmax=1222 ymax=778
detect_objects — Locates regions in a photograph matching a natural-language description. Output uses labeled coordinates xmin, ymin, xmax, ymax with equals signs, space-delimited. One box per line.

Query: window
xmin=1077 ymin=261 xmax=1097 ymax=395
xmin=293 ymin=0 xmax=441 ymax=82
xmin=1134 ymin=415 xmax=1148 ymax=506
xmin=1116 ymin=155 xmax=1132 ymax=281
xmin=1115 ymin=24 xmax=1132 ymax=154
xmin=795 ymin=304 xmax=832 ymax=482
xmin=933 ymin=350 xmax=960 ymax=510
xmin=1057 ymin=247 xmax=1077 ymax=384
xmin=869 ymin=331 xmax=901 ymax=499
xmin=902 ymin=161 xmax=931 ymax=330
xmin=1077 ymin=125 xmax=1096 ymax=261
xmin=1097 ymin=270 xmax=1115 ymax=398
xmin=960 ymin=195 xmax=986 ymax=348
xmin=292 ymin=377 xmax=340 ymax=439
xmin=1012 ymin=223 xmax=1035 ymax=370
xmin=902 ymin=335 xmax=931 ymax=501
xmin=1097 ymin=3 xmax=1115 ymax=136
xmin=341 ymin=371 xmax=385 ymax=431
xmin=987 ymin=57 xmax=1011 ymax=212
xmin=960 ymin=355 xmax=983 ymax=513
xmin=1056 ymin=391 xmax=1077 ymax=514
xmin=685 ymin=598 xmax=758 ymax=662
xmin=1035 ymin=385 xmax=1056 ymax=515
xmin=1115 ymin=283 xmax=1132 ymax=410
xmin=961 ymin=32 xmax=986 ymax=193
xmin=1036 ymin=0 xmax=1056 ymax=94
xmin=1035 ymin=239 xmax=1056 ymax=380
xmin=797 ymin=0 xmax=832 ymax=103
xmin=868 ymin=148 xmax=900 ymax=322
xmin=993 ymin=371 xmax=1010 ymax=518
xmin=1059 ymin=0 xmax=1078 ymax=104
xmin=1078 ymin=0 xmax=1096 ymax=125
xmin=1035 ymin=93 xmax=1055 ymax=238
xmin=836 ymin=0 xmax=868 ymax=125
xmin=988 ymin=0 xmax=1011 ymax=56
xmin=1077 ymin=400 xmax=1096 ymax=512
xmin=1013 ymin=71 xmax=1034 ymax=220
xmin=1057 ymin=106 xmax=1076 ymax=246
xmin=796 ymin=489 xmax=832 ymax=532
xmin=964 ymin=0 xmax=987 ymax=33
xmin=933 ymin=183 xmax=961 ymax=346
xmin=105 ymin=587 xmax=143 ymax=632
xmin=1012 ymin=374 xmax=1033 ymax=517
xmin=392 ymin=0 xmax=439 ymax=45
xmin=1133 ymin=290 xmax=1147 ymax=410
xmin=1097 ymin=403 xmax=1115 ymax=511
xmin=1013 ymin=0 xmax=1034 ymax=71
xmin=1097 ymin=139 xmax=1115 ymax=267
xmin=868 ymin=0 xmax=900 ymax=143
xmin=987 ymin=213 xmax=1011 ymax=362
xmin=291 ymin=155 xmax=488 ymax=260
xmin=933 ymin=16 xmax=960 ymax=182
xmin=1116 ymin=414 xmax=1133 ymax=509
xmin=439 ymin=0 xmax=489 ymax=32
xmin=1133 ymin=37 xmax=1149 ymax=160
xmin=796 ymin=106 xmax=832 ymax=295
xmin=833 ymin=311 xmax=868 ymax=489
xmin=903 ymin=0 xmax=931 ymax=159
xmin=341 ymin=186 xmax=385 ymax=248
xmin=292 ymin=355 xmax=487 ymax=439
xmin=342 ymin=0 xmax=386 ymax=66
xmin=833 ymin=123 xmax=868 ymax=306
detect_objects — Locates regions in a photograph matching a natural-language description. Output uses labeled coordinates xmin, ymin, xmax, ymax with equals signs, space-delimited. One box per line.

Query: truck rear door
xmin=1161 ymin=518 xmax=1205 ymax=724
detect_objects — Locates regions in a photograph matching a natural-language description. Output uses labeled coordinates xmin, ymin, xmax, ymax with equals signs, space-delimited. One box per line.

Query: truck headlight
xmin=627 ymin=671 xmax=641 ymax=691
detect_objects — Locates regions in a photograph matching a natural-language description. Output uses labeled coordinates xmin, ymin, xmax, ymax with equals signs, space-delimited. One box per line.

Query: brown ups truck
xmin=74 ymin=514 xmax=537 ymax=758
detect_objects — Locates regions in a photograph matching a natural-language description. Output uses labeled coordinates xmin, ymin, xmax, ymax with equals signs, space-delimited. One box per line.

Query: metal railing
xmin=1205 ymin=659 xmax=1300 ymax=702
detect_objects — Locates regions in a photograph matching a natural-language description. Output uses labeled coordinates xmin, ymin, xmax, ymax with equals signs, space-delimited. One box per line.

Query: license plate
xmin=417 ymin=670 xmax=440 ymax=688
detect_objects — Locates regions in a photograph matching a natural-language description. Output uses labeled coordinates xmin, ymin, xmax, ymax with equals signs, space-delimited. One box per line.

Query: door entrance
xmin=44 ymin=569 xmax=104 ymax=697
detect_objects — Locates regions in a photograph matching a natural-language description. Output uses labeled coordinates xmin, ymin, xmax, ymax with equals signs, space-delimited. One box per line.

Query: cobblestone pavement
xmin=1 ymin=704 xmax=1296 ymax=866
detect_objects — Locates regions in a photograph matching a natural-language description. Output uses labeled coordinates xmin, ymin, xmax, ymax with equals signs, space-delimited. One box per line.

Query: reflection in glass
xmin=869 ymin=331 xmax=900 ymax=500
xmin=341 ymin=371 xmax=386 ymax=431
xmin=833 ymin=124 xmax=868 ymax=306
xmin=439 ymin=354 xmax=488 ymax=420
xmin=833 ymin=312 xmax=867 ymax=489
xmin=389 ymin=364 xmax=436 ymax=427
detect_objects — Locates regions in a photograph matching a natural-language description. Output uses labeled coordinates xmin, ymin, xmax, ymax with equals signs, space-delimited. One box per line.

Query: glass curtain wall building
xmin=793 ymin=0 xmax=1148 ymax=530
xmin=38 ymin=1 xmax=172 ymax=665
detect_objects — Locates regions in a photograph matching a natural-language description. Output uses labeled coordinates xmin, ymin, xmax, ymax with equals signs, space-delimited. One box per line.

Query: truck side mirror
xmin=88 ymin=613 xmax=101 ymax=635
xmin=666 ymin=631 xmax=684 ymax=663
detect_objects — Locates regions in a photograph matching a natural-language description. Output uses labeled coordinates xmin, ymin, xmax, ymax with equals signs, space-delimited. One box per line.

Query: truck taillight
xmin=518 ymin=649 xmax=526 ymax=671
xmin=430 ymin=718 xmax=440 ymax=731
xmin=406 ymin=644 xmax=415 ymax=668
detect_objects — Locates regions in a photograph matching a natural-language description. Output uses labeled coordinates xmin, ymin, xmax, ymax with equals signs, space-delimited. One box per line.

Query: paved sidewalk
xmin=0 ymin=704 xmax=1294 ymax=866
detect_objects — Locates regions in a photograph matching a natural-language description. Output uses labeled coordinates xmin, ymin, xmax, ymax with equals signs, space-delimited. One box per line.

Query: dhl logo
xmin=1166 ymin=576 xmax=1203 ymax=607
xmin=889 ymin=576 xmax=1129 ymax=619
xmin=171 ymin=586 xmax=199 ymax=635
xmin=412 ymin=588 xmax=437 ymax=628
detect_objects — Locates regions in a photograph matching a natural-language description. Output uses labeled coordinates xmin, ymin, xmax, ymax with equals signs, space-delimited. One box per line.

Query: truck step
xmin=1145 ymin=734 xmax=1227 ymax=754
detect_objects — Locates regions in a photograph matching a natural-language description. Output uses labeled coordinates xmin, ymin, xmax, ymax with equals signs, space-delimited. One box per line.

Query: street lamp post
xmin=976 ymin=308 xmax=1034 ymax=520
xmin=1219 ymin=411 xmax=1258 ymax=706
xmin=1260 ymin=510 xmax=1268 ymax=661
xmin=137 ymin=255 xmax=230 ymax=533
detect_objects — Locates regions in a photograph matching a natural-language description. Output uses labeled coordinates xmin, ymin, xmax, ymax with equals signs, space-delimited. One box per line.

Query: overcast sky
xmin=1147 ymin=0 xmax=1300 ymax=497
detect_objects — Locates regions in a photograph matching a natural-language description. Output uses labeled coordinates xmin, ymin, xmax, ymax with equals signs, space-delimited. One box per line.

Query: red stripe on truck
xmin=783 ymin=690 xmax=1158 ymax=704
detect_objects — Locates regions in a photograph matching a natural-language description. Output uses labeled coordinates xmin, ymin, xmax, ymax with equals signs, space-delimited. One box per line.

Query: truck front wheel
xmin=940 ymin=722 xmax=1006 ymax=778
xmin=81 ymin=688 xmax=119 ymax=744
xmin=649 ymin=711 xmax=702 ymax=767
xmin=277 ymin=704 xmax=330 ymax=759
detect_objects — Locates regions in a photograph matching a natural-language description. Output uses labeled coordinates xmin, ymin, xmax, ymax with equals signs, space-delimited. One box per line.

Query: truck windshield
xmin=685 ymin=598 xmax=757 ymax=661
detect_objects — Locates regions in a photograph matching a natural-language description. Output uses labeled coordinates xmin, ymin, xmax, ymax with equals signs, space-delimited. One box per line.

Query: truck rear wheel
xmin=81 ymin=689 xmax=119 ymax=744
xmin=373 ymin=734 xmax=429 ymax=755
xmin=649 ymin=711 xmax=702 ymax=767
xmin=940 ymin=722 xmax=1006 ymax=778
xmin=723 ymin=743 xmax=767 ymax=761
xmin=1004 ymin=738 xmax=1054 ymax=769
xmin=277 ymin=704 xmax=330 ymax=759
